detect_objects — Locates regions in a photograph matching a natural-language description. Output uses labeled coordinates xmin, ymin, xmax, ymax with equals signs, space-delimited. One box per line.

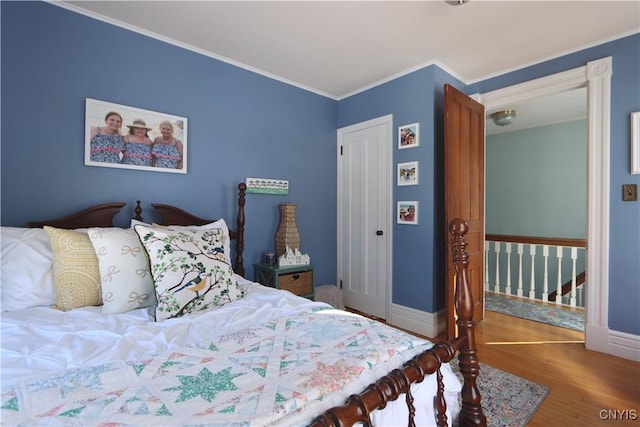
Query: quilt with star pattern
xmin=1 ymin=281 xmax=461 ymax=426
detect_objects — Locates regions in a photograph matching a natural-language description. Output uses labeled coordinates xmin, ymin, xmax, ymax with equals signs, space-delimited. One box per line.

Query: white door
xmin=337 ymin=115 xmax=392 ymax=319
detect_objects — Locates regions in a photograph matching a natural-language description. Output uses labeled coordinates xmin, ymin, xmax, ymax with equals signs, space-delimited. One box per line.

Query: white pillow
xmin=130 ymin=218 xmax=232 ymax=264
xmin=1 ymin=227 xmax=56 ymax=311
xmin=134 ymin=225 xmax=244 ymax=322
xmin=88 ymin=227 xmax=157 ymax=314
xmin=130 ymin=218 xmax=150 ymax=228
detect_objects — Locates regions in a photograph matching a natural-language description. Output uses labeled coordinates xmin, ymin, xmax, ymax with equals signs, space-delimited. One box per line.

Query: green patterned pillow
xmin=133 ymin=225 xmax=245 ymax=322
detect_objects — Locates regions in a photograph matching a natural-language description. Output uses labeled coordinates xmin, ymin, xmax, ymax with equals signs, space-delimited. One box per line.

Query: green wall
xmin=486 ymin=120 xmax=587 ymax=239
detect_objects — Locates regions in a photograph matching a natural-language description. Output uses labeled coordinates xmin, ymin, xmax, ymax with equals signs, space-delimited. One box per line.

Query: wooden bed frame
xmin=27 ymin=182 xmax=486 ymax=427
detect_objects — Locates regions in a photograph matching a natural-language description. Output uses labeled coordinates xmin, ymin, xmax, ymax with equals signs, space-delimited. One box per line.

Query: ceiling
xmin=59 ymin=1 xmax=637 ymax=130
xmin=485 ymin=87 xmax=587 ymax=135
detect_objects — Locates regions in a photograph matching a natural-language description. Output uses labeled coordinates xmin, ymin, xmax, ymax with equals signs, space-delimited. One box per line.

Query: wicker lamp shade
xmin=275 ymin=203 xmax=300 ymax=258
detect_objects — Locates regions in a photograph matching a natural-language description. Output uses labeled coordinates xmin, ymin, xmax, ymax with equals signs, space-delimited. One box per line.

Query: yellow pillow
xmin=44 ymin=226 xmax=102 ymax=311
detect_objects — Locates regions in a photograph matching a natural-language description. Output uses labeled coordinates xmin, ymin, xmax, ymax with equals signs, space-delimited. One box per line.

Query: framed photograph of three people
xmin=84 ymin=98 xmax=187 ymax=174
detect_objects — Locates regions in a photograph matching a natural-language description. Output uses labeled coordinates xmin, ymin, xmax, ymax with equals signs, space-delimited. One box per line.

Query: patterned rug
xmin=451 ymin=358 xmax=549 ymax=427
xmin=485 ymin=292 xmax=585 ymax=331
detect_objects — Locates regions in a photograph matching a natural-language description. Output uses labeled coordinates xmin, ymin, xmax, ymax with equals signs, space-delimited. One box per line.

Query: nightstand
xmin=254 ymin=263 xmax=315 ymax=299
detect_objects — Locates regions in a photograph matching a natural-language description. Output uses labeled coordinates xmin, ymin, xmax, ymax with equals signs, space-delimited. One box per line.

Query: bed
xmin=1 ymin=183 xmax=485 ymax=427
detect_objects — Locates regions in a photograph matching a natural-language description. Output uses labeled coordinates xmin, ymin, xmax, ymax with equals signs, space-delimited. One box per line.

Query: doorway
xmin=484 ymin=86 xmax=588 ymax=333
xmin=473 ymin=57 xmax=612 ymax=354
xmin=337 ymin=114 xmax=393 ymax=320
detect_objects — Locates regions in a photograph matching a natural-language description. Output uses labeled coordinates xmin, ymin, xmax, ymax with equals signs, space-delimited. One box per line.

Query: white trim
xmin=585 ymin=58 xmax=612 ymax=343
xmin=49 ymin=1 xmax=636 ymax=101
xmin=608 ymin=330 xmax=640 ymax=362
xmin=475 ymin=57 xmax=612 ymax=357
xmin=337 ymin=59 xmax=466 ymax=101
xmin=587 ymin=325 xmax=640 ymax=362
xmin=49 ymin=1 xmax=336 ymax=100
xmin=631 ymin=112 xmax=640 ymax=175
xmin=465 ymin=30 xmax=636 ymax=86
xmin=388 ymin=304 xmax=445 ymax=339
xmin=388 ymin=306 xmax=639 ymax=361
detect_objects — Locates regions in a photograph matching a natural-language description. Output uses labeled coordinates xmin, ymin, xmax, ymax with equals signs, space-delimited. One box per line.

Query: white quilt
xmin=1 ymin=278 xmax=460 ymax=426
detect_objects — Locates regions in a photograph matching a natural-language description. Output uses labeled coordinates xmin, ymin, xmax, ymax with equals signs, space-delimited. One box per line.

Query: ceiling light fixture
xmin=445 ymin=0 xmax=469 ymax=5
xmin=490 ymin=109 xmax=517 ymax=126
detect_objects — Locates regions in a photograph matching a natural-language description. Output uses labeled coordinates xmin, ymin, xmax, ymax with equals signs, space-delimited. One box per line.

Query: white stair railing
xmin=484 ymin=234 xmax=587 ymax=308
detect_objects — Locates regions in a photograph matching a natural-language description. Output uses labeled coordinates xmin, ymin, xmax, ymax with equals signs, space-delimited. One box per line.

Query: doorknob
xmin=376 ymin=230 xmax=383 ymax=236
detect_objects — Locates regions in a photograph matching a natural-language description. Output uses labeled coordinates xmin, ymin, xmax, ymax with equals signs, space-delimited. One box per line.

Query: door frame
xmin=473 ymin=56 xmax=612 ymax=355
xmin=336 ymin=114 xmax=394 ymax=319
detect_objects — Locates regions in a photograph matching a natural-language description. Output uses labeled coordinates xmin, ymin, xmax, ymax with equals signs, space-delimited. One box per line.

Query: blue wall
xmin=469 ymin=34 xmax=640 ymax=335
xmin=337 ymin=67 xmax=465 ymax=312
xmin=338 ymin=33 xmax=639 ymax=334
xmin=2 ymin=2 xmax=638 ymax=336
xmin=0 ymin=2 xmax=337 ymax=284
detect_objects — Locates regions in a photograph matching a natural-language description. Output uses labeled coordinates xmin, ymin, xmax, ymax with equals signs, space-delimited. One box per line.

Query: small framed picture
xmin=397 ymin=161 xmax=418 ymax=186
xmin=397 ymin=201 xmax=418 ymax=225
xmin=398 ymin=122 xmax=419 ymax=149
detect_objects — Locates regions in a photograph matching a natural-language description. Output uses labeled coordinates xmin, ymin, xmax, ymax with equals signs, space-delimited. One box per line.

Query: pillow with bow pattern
xmin=88 ymin=227 xmax=156 ymax=314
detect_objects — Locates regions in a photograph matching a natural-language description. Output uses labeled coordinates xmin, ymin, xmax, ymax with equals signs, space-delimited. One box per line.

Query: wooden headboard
xmin=134 ymin=183 xmax=247 ymax=276
xmin=27 ymin=202 xmax=126 ymax=229
xmin=27 ymin=183 xmax=247 ymax=276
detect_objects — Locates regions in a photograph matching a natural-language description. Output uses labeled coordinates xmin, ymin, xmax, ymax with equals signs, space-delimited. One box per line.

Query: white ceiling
xmin=58 ymin=1 xmax=637 ymax=130
xmin=485 ymin=87 xmax=587 ymax=135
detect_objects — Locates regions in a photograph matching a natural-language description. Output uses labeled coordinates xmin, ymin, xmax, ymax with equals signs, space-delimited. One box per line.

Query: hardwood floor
xmin=347 ymin=304 xmax=639 ymax=426
xmin=454 ymin=311 xmax=640 ymax=426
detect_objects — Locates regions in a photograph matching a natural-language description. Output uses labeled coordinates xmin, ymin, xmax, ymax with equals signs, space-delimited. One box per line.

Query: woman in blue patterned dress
xmin=89 ymin=111 xmax=125 ymax=163
xmin=122 ymin=119 xmax=153 ymax=167
xmin=152 ymin=120 xmax=183 ymax=169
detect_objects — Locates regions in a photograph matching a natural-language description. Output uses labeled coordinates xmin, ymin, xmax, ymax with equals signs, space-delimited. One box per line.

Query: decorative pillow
xmin=1 ymin=227 xmax=56 ymax=311
xmin=43 ymin=226 xmax=102 ymax=311
xmin=88 ymin=227 xmax=157 ymax=314
xmin=134 ymin=225 xmax=245 ymax=322
xmin=130 ymin=218 xmax=232 ymax=264
xmin=130 ymin=218 xmax=150 ymax=228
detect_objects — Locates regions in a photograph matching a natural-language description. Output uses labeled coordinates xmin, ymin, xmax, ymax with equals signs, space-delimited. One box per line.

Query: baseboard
xmin=387 ymin=303 xmax=445 ymax=339
xmin=586 ymin=324 xmax=640 ymax=362
xmin=387 ymin=305 xmax=640 ymax=361
xmin=608 ymin=329 xmax=640 ymax=362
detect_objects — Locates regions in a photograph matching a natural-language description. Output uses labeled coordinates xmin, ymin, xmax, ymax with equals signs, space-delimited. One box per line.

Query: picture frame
xmin=397 ymin=161 xmax=418 ymax=186
xmin=397 ymin=201 xmax=418 ymax=225
xmin=245 ymin=177 xmax=289 ymax=195
xmin=632 ymin=112 xmax=640 ymax=175
xmin=85 ymin=98 xmax=187 ymax=174
xmin=398 ymin=122 xmax=419 ymax=149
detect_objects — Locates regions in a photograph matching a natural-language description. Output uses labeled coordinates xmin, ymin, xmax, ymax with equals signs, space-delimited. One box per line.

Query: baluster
xmin=517 ymin=243 xmax=524 ymax=298
xmin=556 ymin=246 xmax=564 ymax=306
xmin=484 ymin=241 xmax=490 ymax=292
xmin=542 ymin=245 xmax=549 ymax=302
xmin=505 ymin=243 xmax=512 ymax=296
xmin=494 ymin=242 xmax=501 ymax=293
xmin=570 ymin=247 xmax=578 ymax=307
xmin=578 ymin=286 xmax=584 ymax=308
xmin=529 ymin=245 xmax=537 ymax=300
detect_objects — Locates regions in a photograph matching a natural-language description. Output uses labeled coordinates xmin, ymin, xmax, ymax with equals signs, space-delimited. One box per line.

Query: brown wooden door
xmin=444 ymin=84 xmax=485 ymax=340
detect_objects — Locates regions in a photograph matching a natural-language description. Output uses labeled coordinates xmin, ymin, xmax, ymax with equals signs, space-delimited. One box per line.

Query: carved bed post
xmin=450 ymin=218 xmax=487 ymax=427
xmin=134 ymin=200 xmax=143 ymax=222
xmin=235 ymin=183 xmax=246 ymax=277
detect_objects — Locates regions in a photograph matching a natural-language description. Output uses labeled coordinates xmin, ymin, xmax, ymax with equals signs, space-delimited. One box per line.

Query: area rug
xmin=485 ymin=292 xmax=585 ymax=331
xmin=451 ymin=358 xmax=549 ymax=427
